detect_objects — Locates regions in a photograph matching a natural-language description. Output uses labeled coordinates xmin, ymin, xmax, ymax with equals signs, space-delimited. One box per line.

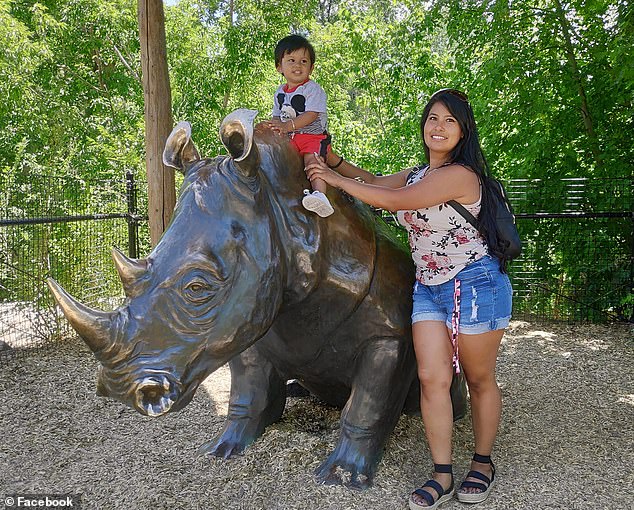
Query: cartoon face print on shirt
xmin=277 ymin=93 xmax=307 ymax=122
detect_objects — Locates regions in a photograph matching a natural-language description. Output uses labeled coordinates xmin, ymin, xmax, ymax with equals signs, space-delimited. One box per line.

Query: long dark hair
xmin=420 ymin=89 xmax=510 ymax=272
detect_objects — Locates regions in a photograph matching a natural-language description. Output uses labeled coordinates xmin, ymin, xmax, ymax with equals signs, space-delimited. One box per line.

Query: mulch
xmin=1 ymin=320 xmax=632 ymax=509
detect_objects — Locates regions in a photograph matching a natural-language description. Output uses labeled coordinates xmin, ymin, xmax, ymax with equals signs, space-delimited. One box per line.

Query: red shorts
xmin=290 ymin=133 xmax=331 ymax=158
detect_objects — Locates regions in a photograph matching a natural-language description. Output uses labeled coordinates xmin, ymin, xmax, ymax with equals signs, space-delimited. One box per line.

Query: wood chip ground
xmin=1 ymin=320 xmax=632 ymax=509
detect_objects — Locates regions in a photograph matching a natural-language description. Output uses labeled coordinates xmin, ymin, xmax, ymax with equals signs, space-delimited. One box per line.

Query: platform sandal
xmin=456 ymin=453 xmax=496 ymax=504
xmin=409 ymin=463 xmax=455 ymax=510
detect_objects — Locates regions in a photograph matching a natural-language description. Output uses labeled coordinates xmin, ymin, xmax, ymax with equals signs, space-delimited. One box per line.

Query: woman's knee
xmin=417 ymin=365 xmax=453 ymax=394
xmin=464 ymin=371 xmax=498 ymax=395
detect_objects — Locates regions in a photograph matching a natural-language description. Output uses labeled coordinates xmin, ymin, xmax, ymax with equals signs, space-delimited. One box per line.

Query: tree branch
xmin=109 ymin=39 xmax=141 ymax=83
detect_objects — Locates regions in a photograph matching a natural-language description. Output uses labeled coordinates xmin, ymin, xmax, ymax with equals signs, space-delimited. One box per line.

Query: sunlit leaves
xmin=428 ymin=0 xmax=632 ymax=180
xmin=0 ymin=0 xmax=143 ymax=182
xmin=1 ymin=0 xmax=631 ymax=183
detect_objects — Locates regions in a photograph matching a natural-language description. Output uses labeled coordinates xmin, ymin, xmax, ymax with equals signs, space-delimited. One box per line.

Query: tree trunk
xmin=138 ymin=0 xmax=175 ymax=247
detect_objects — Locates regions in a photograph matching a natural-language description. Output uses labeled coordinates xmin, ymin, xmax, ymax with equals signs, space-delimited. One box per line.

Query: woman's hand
xmin=305 ymin=154 xmax=344 ymax=188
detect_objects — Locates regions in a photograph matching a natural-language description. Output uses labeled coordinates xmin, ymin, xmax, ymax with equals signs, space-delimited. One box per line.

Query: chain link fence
xmin=0 ymin=171 xmax=148 ymax=363
xmin=506 ymin=177 xmax=632 ymax=322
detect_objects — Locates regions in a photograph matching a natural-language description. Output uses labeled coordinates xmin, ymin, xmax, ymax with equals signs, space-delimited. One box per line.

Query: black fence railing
xmin=0 ymin=173 xmax=631 ymax=365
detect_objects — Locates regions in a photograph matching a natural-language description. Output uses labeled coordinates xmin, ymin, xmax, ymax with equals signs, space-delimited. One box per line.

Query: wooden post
xmin=138 ymin=0 xmax=176 ymax=247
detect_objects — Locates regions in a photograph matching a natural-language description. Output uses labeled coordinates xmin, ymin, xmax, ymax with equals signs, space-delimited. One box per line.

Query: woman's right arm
xmin=325 ymin=151 xmax=409 ymax=189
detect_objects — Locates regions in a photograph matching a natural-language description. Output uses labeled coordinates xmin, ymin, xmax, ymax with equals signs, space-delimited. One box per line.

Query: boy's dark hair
xmin=274 ymin=35 xmax=315 ymax=67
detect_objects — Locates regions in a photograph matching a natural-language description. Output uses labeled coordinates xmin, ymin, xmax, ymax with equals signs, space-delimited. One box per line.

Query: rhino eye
xmin=183 ymin=278 xmax=215 ymax=303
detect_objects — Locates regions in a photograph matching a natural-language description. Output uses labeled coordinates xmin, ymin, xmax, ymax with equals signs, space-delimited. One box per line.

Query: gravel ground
xmin=1 ymin=320 xmax=632 ymax=510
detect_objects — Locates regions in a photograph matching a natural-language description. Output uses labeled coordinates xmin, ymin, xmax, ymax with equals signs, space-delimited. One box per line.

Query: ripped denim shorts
xmin=411 ymin=255 xmax=513 ymax=334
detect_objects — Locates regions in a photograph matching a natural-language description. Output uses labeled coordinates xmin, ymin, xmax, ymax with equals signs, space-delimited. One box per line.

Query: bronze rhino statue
xmin=48 ymin=109 xmax=466 ymax=488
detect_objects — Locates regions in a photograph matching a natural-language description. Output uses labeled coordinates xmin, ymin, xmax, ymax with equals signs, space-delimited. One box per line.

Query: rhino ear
xmin=220 ymin=109 xmax=260 ymax=177
xmin=163 ymin=121 xmax=200 ymax=174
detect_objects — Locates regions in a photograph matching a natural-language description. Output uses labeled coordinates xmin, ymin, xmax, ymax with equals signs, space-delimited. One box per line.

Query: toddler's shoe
xmin=302 ymin=190 xmax=334 ymax=218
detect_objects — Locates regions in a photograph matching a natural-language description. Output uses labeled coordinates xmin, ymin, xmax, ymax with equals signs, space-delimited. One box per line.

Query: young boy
xmin=268 ymin=34 xmax=334 ymax=218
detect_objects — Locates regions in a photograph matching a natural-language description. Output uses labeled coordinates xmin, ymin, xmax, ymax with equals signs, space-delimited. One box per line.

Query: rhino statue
xmin=48 ymin=109 xmax=466 ymax=488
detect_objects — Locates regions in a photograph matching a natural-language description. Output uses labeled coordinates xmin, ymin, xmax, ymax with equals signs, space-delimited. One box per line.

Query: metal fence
xmin=0 ymin=173 xmax=631 ymax=365
xmin=505 ymin=178 xmax=632 ymax=322
xmin=0 ymin=171 xmax=148 ymax=363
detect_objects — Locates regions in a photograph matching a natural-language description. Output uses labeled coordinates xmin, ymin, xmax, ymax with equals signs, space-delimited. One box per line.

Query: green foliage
xmin=3 ymin=0 xmax=631 ymax=179
xmin=314 ymin=3 xmax=436 ymax=173
xmin=427 ymin=0 xmax=634 ymax=180
xmin=1 ymin=0 xmax=144 ymax=183
xmin=0 ymin=0 xmax=631 ymax=322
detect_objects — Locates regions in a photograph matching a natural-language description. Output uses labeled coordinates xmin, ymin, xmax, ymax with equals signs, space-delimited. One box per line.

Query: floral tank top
xmin=396 ymin=165 xmax=488 ymax=285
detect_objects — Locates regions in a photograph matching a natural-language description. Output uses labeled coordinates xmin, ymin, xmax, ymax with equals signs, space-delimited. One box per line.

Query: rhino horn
xmin=111 ymin=247 xmax=148 ymax=297
xmin=47 ymin=278 xmax=116 ymax=354
xmin=220 ymin=109 xmax=260 ymax=177
xmin=163 ymin=121 xmax=201 ymax=174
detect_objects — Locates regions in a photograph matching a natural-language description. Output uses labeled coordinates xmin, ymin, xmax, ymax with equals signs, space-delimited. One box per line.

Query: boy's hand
xmin=267 ymin=119 xmax=290 ymax=134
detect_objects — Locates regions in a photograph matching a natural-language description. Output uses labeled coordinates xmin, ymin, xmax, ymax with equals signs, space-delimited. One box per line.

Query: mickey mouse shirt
xmin=272 ymin=79 xmax=328 ymax=135
xmin=396 ymin=165 xmax=489 ymax=285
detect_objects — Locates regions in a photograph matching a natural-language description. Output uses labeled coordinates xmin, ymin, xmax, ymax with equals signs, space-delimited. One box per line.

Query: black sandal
xmin=409 ymin=463 xmax=455 ymax=510
xmin=456 ymin=453 xmax=496 ymax=504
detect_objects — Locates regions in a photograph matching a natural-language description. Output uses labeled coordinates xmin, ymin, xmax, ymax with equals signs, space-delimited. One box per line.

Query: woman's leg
xmin=457 ymin=329 xmax=504 ymax=493
xmin=410 ymin=320 xmax=455 ymax=506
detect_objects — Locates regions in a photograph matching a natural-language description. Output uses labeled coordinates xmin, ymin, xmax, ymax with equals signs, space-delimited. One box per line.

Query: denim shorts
xmin=412 ymin=255 xmax=513 ymax=334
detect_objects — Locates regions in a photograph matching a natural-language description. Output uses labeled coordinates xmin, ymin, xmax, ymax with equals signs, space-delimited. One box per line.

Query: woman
xmin=306 ymin=89 xmax=512 ymax=509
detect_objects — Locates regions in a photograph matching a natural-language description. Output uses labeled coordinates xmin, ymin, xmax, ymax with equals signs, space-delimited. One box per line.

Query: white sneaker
xmin=302 ymin=190 xmax=334 ymax=217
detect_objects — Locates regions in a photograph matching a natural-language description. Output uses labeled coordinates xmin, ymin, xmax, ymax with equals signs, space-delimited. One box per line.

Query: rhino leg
xmin=198 ymin=343 xmax=286 ymax=458
xmin=316 ymin=338 xmax=416 ymax=489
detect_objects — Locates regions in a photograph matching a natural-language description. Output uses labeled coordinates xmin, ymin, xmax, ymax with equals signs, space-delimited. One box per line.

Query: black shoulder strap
xmin=406 ymin=164 xmax=428 ymax=183
xmin=447 ymin=167 xmax=482 ymax=229
xmin=447 ymin=200 xmax=479 ymax=230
